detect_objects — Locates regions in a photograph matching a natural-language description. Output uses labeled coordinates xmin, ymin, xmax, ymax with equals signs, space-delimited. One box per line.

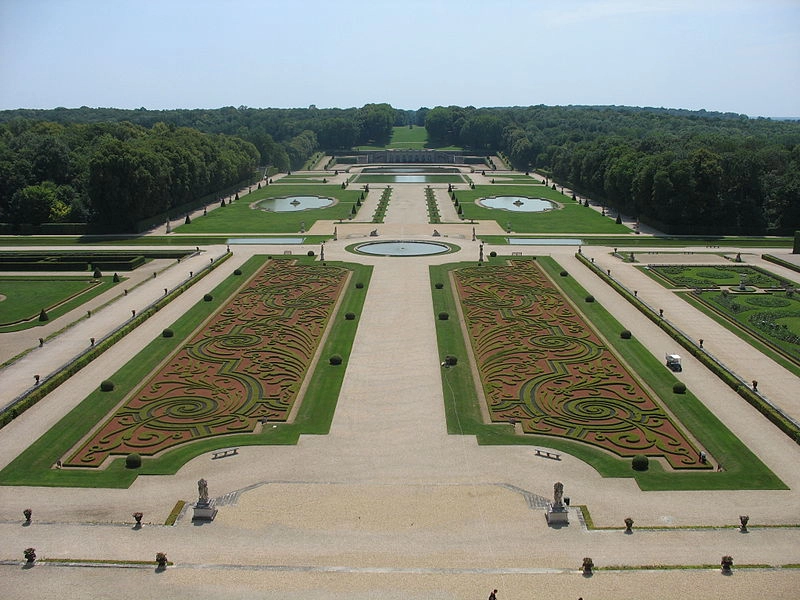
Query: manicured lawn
xmin=455 ymin=186 xmax=630 ymax=233
xmin=387 ymin=125 xmax=428 ymax=148
xmin=646 ymin=265 xmax=794 ymax=289
xmin=0 ymin=276 xmax=119 ymax=331
xmin=478 ymin=235 xmax=794 ymax=248
xmin=430 ymin=256 xmax=785 ymax=491
xmin=0 ymin=255 xmax=372 ymax=487
xmin=175 ymin=184 xmax=364 ymax=234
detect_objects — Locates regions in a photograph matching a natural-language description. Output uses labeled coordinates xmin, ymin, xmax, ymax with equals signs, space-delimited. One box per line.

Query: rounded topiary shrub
xmin=560 ymin=270 xmax=568 ymax=277
xmin=585 ymin=295 xmax=595 ymax=303
xmin=345 ymin=312 xmax=356 ymax=320
xmin=233 ymin=268 xmax=242 ymax=276
xmin=355 ymin=282 xmax=364 ymax=289
xmin=125 ymin=453 xmax=142 ymax=469
xmin=438 ymin=312 xmax=449 ymax=320
xmin=489 ymin=251 xmax=497 ymax=258
xmin=434 ymin=283 xmax=444 ymax=289
xmin=100 ymin=380 xmax=115 ymax=392
xmin=445 ymin=355 xmax=458 ymax=366
xmin=203 ymin=293 xmax=213 ymax=302
xmin=329 ymin=354 xmax=343 ymax=365
xmin=620 ymin=330 xmax=632 ymax=339
xmin=307 ymin=250 xmax=315 ymax=257
xmin=162 ymin=328 xmax=174 ymax=338
xmin=632 ymin=455 xmax=649 ymax=471
xmin=673 ymin=382 xmax=687 ymax=394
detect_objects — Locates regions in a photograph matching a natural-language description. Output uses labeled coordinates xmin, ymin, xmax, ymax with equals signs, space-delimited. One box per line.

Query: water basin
xmin=255 ymin=196 xmax=334 ymax=212
xmin=361 ymin=166 xmax=460 ymax=174
xmin=478 ymin=196 xmax=557 ymax=212
xmin=507 ymin=238 xmax=583 ymax=246
xmin=227 ymin=237 xmax=305 ymax=245
xmin=356 ymin=240 xmax=452 ymax=256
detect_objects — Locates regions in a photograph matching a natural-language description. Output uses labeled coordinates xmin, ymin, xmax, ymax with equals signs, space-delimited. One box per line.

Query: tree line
xmin=422 ymin=105 xmax=800 ymax=235
xmin=0 ymin=120 xmax=258 ymax=231
xmin=2 ymin=102 xmax=798 ymax=235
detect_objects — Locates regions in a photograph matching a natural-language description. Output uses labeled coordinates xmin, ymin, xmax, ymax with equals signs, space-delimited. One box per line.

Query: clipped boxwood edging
xmin=0 ymin=252 xmax=233 ymax=430
xmin=575 ymin=252 xmax=800 ymax=445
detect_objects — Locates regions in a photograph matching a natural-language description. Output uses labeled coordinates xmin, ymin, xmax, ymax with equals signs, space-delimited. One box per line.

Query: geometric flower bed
xmin=647 ymin=265 xmax=790 ymax=289
xmin=453 ymin=260 xmax=706 ymax=469
xmin=65 ymin=260 xmax=348 ymax=467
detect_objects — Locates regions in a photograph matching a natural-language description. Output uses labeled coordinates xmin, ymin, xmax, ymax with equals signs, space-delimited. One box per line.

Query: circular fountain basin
xmin=255 ymin=196 xmax=334 ymax=212
xmin=355 ymin=240 xmax=452 ymax=256
xmin=478 ymin=196 xmax=557 ymax=212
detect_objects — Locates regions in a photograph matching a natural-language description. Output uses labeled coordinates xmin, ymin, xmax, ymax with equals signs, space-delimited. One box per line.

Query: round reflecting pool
xmin=478 ymin=196 xmax=556 ymax=212
xmin=255 ymin=196 xmax=334 ymax=212
xmin=355 ymin=240 xmax=452 ymax=256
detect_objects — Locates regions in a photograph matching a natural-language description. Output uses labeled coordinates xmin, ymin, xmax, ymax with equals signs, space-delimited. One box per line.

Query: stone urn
xmin=133 ymin=512 xmax=143 ymax=527
xmin=155 ymin=552 xmax=168 ymax=569
xmin=739 ymin=515 xmax=749 ymax=532
xmin=23 ymin=508 xmax=32 ymax=523
xmin=24 ymin=548 xmax=36 ymax=563
xmin=582 ymin=557 xmax=594 ymax=575
xmin=624 ymin=517 xmax=634 ymax=533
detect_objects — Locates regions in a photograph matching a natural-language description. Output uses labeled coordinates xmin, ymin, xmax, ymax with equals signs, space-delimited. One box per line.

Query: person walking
xmin=488 ymin=590 xmax=498 ymax=600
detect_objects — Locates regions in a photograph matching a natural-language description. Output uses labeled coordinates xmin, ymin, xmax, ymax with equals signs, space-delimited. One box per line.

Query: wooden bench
xmin=511 ymin=251 xmax=523 ymax=256
xmin=534 ymin=449 xmax=561 ymax=460
xmin=211 ymin=447 xmax=239 ymax=460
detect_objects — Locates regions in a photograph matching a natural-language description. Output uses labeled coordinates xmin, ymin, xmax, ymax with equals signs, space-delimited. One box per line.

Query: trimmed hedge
xmin=162 ymin=328 xmax=174 ymax=338
xmin=125 ymin=453 xmax=142 ymax=469
xmin=344 ymin=312 xmax=356 ymax=320
xmin=100 ymin=380 xmax=115 ymax=392
xmin=438 ymin=312 xmax=450 ymax=320
xmin=620 ymin=330 xmax=632 ymax=339
xmin=203 ymin=294 xmax=213 ymax=302
xmin=329 ymin=354 xmax=343 ymax=365
xmin=632 ymin=455 xmax=649 ymax=471
xmin=673 ymin=382 xmax=687 ymax=394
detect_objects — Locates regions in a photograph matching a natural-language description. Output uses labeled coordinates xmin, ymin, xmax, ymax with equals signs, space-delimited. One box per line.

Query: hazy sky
xmin=1 ymin=0 xmax=798 ymax=117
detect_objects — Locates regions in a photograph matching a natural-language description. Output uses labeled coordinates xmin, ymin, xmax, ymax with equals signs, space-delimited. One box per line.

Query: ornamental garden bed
xmin=452 ymin=260 xmax=706 ymax=469
xmin=64 ymin=259 xmax=348 ymax=468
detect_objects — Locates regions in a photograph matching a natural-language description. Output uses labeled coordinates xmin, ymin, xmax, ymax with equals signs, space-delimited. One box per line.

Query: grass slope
xmin=430 ymin=255 xmax=785 ymax=491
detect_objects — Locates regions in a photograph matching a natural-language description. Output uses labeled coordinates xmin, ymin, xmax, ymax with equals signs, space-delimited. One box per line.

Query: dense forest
xmin=1 ymin=103 xmax=798 ymax=235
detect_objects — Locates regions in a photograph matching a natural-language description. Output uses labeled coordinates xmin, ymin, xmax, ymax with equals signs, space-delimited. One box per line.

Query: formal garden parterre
xmin=453 ymin=259 xmax=706 ymax=469
xmin=64 ymin=259 xmax=348 ymax=467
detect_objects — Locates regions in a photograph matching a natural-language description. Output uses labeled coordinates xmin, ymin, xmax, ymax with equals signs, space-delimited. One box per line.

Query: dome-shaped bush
xmin=307 ymin=250 xmax=315 ymax=257
xmin=435 ymin=283 xmax=444 ymax=289
xmin=355 ymin=282 xmax=364 ymax=289
xmin=489 ymin=251 xmax=497 ymax=258
xmin=345 ymin=312 xmax=356 ymax=320
xmin=233 ymin=268 xmax=242 ymax=276
xmin=125 ymin=453 xmax=142 ymax=469
xmin=673 ymin=382 xmax=687 ymax=394
xmin=162 ymin=328 xmax=174 ymax=338
xmin=632 ymin=455 xmax=649 ymax=471
xmin=329 ymin=354 xmax=343 ymax=365
xmin=620 ymin=330 xmax=632 ymax=339
xmin=445 ymin=355 xmax=458 ymax=366
xmin=560 ymin=270 xmax=568 ymax=277
xmin=203 ymin=293 xmax=213 ymax=302
xmin=438 ymin=312 xmax=449 ymax=320
xmin=585 ymin=295 xmax=595 ymax=303
xmin=100 ymin=380 xmax=115 ymax=392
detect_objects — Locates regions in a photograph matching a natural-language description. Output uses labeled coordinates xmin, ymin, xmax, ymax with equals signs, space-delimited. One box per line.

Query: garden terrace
xmin=452 ymin=259 xmax=706 ymax=469
xmin=646 ymin=264 xmax=794 ymax=290
xmin=64 ymin=259 xmax=348 ymax=468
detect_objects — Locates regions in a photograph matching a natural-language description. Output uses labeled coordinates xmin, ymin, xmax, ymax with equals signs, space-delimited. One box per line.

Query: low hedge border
xmin=0 ymin=252 xmax=232 ymax=429
xmin=762 ymin=253 xmax=800 ymax=276
xmin=576 ymin=252 xmax=800 ymax=446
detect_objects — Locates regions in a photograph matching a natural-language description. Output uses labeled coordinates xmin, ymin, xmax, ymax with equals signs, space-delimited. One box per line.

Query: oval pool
xmin=255 ymin=196 xmax=334 ymax=212
xmin=355 ymin=240 xmax=452 ymax=256
xmin=478 ymin=196 xmax=556 ymax=212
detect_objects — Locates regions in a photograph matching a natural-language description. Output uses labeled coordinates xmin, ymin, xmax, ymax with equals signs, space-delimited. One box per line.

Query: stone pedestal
xmin=192 ymin=500 xmax=217 ymax=521
xmin=546 ymin=503 xmax=569 ymax=525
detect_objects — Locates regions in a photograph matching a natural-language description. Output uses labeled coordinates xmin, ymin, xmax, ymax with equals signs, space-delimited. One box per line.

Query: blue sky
xmin=1 ymin=0 xmax=798 ymax=117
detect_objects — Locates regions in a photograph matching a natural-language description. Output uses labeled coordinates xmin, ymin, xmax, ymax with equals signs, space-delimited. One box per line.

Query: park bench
xmin=511 ymin=252 xmax=523 ymax=256
xmin=211 ymin=447 xmax=239 ymax=460
xmin=534 ymin=449 xmax=561 ymax=460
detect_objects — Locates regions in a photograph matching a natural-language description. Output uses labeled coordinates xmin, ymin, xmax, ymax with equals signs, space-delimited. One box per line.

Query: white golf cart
xmin=666 ymin=354 xmax=682 ymax=372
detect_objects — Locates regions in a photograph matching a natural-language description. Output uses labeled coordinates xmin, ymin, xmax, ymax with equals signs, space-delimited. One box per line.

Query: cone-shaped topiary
xmin=38 ymin=308 xmax=49 ymax=322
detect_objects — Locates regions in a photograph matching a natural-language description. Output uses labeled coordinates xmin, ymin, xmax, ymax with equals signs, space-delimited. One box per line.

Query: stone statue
xmin=197 ymin=478 xmax=209 ymax=503
xmin=553 ymin=481 xmax=564 ymax=507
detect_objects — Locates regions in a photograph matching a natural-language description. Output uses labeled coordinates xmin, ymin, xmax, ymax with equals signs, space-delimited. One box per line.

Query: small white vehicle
xmin=666 ymin=354 xmax=682 ymax=372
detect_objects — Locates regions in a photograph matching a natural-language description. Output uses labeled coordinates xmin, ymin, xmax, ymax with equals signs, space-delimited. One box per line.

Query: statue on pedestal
xmin=553 ymin=481 xmax=564 ymax=507
xmin=198 ymin=478 xmax=209 ymax=503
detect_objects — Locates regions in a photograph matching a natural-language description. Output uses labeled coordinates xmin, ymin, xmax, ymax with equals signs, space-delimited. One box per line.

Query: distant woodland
xmin=1 ymin=103 xmax=798 ymax=234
